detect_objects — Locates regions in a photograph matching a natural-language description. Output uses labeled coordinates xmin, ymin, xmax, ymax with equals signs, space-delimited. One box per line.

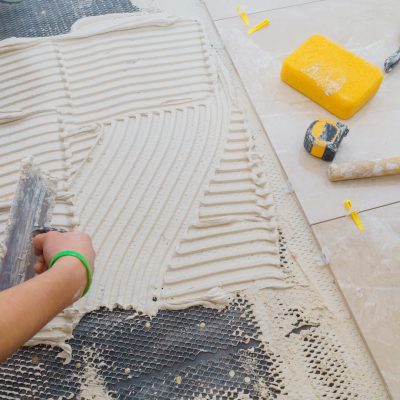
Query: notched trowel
xmin=0 ymin=162 xmax=57 ymax=290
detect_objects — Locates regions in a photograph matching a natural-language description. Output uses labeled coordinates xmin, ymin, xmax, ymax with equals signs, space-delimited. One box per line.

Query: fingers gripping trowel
xmin=0 ymin=163 xmax=57 ymax=290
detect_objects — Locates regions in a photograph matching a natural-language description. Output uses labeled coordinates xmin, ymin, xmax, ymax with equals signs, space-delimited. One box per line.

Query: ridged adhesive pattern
xmin=0 ymin=13 xmax=283 ymax=350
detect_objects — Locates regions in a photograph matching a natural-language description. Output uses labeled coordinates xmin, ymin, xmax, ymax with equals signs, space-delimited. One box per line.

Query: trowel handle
xmin=32 ymin=227 xmax=68 ymax=237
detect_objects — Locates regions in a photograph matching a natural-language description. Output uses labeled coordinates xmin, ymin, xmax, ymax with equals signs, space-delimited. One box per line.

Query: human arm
xmin=0 ymin=231 xmax=95 ymax=362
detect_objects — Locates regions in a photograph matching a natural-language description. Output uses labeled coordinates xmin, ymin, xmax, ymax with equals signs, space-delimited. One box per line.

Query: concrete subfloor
xmin=203 ymin=0 xmax=400 ymax=397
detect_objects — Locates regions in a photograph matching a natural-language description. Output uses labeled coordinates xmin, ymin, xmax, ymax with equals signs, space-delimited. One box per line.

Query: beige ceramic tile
xmin=215 ymin=0 xmax=400 ymax=224
xmin=203 ymin=0 xmax=323 ymax=21
xmin=313 ymin=203 xmax=400 ymax=399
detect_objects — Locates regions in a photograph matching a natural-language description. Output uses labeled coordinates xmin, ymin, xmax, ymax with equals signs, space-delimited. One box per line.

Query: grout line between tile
xmin=311 ymin=199 xmax=400 ymax=227
xmin=212 ymin=0 xmax=329 ymax=22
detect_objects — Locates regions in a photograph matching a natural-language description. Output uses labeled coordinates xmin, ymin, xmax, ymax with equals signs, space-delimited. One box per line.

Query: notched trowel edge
xmin=0 ymin=158 xmax=57 ymax=290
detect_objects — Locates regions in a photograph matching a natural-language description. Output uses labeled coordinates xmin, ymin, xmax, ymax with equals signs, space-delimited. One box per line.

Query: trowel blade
xmin=0 ymin=165 xmax=56 ymax=290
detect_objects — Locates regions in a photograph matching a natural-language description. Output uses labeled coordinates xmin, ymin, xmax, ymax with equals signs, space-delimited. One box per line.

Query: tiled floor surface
xmin=204 ymin=0 xmax=400 ymax=397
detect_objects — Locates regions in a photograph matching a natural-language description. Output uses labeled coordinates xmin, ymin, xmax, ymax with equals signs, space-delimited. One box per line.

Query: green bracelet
xmin=48 ymin=250 xmax=93 ymax=297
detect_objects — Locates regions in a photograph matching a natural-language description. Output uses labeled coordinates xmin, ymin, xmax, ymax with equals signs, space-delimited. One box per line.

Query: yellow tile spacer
xmin=248 ymin=19 xmax=270 ymax=35
xmin=236 ymin=5 xmax=250 ymax=26
xmin=344 ymin=200 xmax=364 ymax=231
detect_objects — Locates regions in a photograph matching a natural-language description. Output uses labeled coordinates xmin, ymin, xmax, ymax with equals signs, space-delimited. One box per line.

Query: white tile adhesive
xmin=0 ymin=10 xmax=390 ymax=398
xmin=0 ymin=13 xmax=285 ymax=355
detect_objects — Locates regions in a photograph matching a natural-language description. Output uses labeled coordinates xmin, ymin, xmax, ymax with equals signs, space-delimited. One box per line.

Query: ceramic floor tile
xmin=313 ymin=203 xmax=400 ymax=399
xmin=203 ymin=0 xmax=324 ymax=21
xmin=215 ymin=0 xmax=400 ymax=224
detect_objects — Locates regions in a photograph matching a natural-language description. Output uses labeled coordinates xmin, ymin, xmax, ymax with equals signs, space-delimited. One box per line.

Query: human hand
xmin=0 ymin=232 xmax=95 ymax=359
xmin=33 ymin=231 xmax=96 ymax=274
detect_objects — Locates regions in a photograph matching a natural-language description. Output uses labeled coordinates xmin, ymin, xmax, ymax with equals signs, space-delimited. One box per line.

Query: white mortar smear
xmin=0 ymin=13 xmax=286 ymax=357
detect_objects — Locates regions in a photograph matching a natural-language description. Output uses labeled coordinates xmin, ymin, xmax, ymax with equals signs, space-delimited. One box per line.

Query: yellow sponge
xmin=281 ymin=35 xmax=383 ymax=119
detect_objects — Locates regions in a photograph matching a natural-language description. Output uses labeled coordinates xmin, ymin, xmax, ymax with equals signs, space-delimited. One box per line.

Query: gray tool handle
xmin=384 ymin=48 xmax=400 ymax=73
xmin=32 ymin=227 xmax=68 ymax=237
